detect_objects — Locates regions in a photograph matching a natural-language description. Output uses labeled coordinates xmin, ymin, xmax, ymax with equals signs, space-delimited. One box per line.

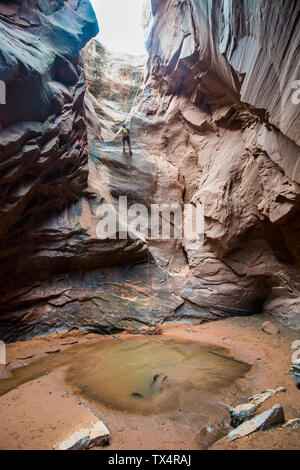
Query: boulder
xmin=230 ymin=386 xmax=286 ymax=426
xmin=282 ymin=418 xmax=300 ymax=428
xmin=226 ymin=405 xmax=285 ymax=442
xmin=54 ymin=429 xmax=91 ymax=451
xmin=230 ymin=403 xmax=258 ymax=427
xmin=290 ymin=359 xmax=300 ymax=385
xmin=89 ymin=421 xmax=111 ymax=448
xmin=54 ymin=420 xmax=110 ymax=450
xmin=248 ymin=387 xmax=286 ymax=406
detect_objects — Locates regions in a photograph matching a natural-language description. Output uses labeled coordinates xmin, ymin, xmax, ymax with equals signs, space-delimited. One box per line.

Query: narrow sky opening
xmin=90 ymin=0 xmax=147 ymax=56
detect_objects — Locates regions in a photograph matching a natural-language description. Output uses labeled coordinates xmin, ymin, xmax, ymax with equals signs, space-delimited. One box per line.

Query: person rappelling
xmin=116 ymin=123 xmax=133 ymax=155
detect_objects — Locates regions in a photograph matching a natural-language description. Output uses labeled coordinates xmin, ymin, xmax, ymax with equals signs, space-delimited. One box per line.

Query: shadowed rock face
xmin=0 ymin=0 xmax=299 ymax=341
xmin=0 ymin=1 xmax=144 ymax=338
xmin=132 ymin=0 xmax=300 ymax=327
xmin=0 ymin=0 xmax=169 ymax=342
xmin=83 ymin=38 xmax=145 ymax=140
xmin=0 ymin=1 xmax=99 ymax=283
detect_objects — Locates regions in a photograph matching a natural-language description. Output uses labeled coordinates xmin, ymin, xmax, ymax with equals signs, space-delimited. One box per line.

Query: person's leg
xmin=122 ymin=137 xmax=126 ymax=152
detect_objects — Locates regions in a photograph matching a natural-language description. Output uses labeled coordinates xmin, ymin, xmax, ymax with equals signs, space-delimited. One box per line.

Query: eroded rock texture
xmin=132 ymin=0 xmax=300 ymax=328
xmin=0 ymin=0 xmax=299 ymax=341
xmin=0 ymin=0 xmax=162 ymax=342
xmin=0 ymin=1 xmax=159 ymax=342
xmin=83 ymin=39 xmax=145 ymax=140
xmin=0 ymin=1 xmax=146 ymax=340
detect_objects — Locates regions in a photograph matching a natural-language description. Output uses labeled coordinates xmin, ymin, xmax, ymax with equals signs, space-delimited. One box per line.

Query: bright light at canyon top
xmin=90 ymin=0 xmax=147 ymax=56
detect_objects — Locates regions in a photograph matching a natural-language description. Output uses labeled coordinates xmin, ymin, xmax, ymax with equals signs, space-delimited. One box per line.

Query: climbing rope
xmin=128 ymin=148 xmax=156 ymax=332
xmin=106 ymin=82 xmax=158 ymax=335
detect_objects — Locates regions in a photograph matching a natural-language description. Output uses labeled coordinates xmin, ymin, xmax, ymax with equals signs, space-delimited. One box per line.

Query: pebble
xmin=262 ymin=321 xmax=279 ymax=336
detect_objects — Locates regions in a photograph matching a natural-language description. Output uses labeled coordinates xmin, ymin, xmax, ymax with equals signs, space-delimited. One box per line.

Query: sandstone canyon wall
xmin=132 ymin=0 xmax=300 ymax=329
xmin=0 ymin=0 xmax=299 ymax=342
xmin=83 ymin=38 xmax=145 ymax=141
xmin=0 ymin=0 xmax=158 ymax=341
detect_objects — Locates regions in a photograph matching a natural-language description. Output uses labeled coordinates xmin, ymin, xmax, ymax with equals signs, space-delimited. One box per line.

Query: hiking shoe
xmin=130 ymin=151 xmax=133 ymax=156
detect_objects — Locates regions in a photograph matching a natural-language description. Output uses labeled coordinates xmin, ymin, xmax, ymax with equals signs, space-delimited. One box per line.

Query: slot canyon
xmin=0 ymin=0 xmax=299 ymax=452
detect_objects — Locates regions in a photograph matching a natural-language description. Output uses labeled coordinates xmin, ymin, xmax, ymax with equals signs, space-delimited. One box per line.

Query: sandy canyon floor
xmin=0 ymin=314 xmax=299 ymax=451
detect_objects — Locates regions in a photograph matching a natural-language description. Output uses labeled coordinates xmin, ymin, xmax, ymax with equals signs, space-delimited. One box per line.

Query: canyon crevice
xmin=0 ymin=0 xmax=299 ymax=342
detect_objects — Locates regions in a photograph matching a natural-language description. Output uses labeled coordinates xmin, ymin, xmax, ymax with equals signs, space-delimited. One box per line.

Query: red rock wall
xmin=0 ymin=1 xmax=100 ymax=328
xmin=83 ymin=38 xmax=145 ymax=141
xmin=0 ymin=0 xmax=299 ymax=341
xmin=0 ymin=2 xmax=152 ymax=341
xmin=132 ymin=0 xmax=300 ymax=328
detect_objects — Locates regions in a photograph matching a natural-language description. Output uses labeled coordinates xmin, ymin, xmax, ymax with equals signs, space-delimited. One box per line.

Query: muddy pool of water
xmin=65 ymin=337 xmax=250 ymax=415
xmin=0 ymin=337 xmax=250 ymax=419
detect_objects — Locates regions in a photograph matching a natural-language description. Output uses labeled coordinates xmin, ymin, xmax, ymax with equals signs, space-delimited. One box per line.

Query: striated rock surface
xmin=0 ymin=138 xmax=183 ymax=342
xmin=230 ymin=386 xmax=286 ymax=426
xmin=0 ymin=1 xmax=151 ymax=340
xmin=132 ymin=0 xmax=300 ymax=327
xmin=0 ymin=0 xmax=299 ymax=341
xmin=225 ymin=404 xmax=285 ymax=442
xmin=0 ymin=2 xmax=98 ymax=299
xmin=83 ymin=38 xmax=145 ymax=140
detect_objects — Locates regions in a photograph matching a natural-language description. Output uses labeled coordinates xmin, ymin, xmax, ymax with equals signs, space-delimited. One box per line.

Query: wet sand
xmin=0 ymin=314 xmax=299 ymax=450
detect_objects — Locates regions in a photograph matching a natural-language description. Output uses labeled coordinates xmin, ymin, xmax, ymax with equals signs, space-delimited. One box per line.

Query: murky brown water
xmin=0 ymin=336 xmax=251 ymax=448
xmin=0 ymin=337 xmax=250 ymax=417
xmin=65 ymin=337 xmax=250 ymax=415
